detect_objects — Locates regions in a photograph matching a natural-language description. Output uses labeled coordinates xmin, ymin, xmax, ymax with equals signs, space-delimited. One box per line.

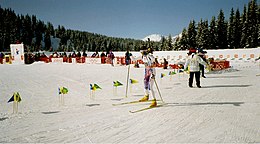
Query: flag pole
xmin=13 ymin=101 xmax=15 ymax=113
xmin=125 ymin=64 xmax=130 ymax=98
xmin=62 ymin=93 xmax=64 ymax=106
xmin=16 ymin=101 xmax=18 ymax=113
xmin=59 ymin=93 xmax=61 ymax=106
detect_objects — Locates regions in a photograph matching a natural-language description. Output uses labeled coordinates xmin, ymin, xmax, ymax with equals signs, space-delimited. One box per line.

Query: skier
xmin=184 ymin=48 xmax=208 ymax=88
xmin=131 ymin=46 xmax=157 ymax=107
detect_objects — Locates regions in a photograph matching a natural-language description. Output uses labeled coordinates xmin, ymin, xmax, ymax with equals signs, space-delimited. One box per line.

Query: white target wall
xmin=10 ymin=44 xmax=25 ymax=64
xmin=112 ymin=47 xmax=260 ymax=63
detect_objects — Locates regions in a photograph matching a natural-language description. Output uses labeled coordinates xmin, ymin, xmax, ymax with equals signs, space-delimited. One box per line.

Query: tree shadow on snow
xmin=202 ymin=84 xmax=251 ymax=88
xmin=86 ymin=104 xmax=100 ymax=107
xmin=166 ymin=102 xmax=244 ymax=107
xmin=0 ymin=117 xmax=8 ymax=121
xmin=131 ymin=94 xmax=144 ymax=97
xmin=206 ymin=75 xmax=243 ymax=78
xmin=42 ymin=111 xmax=60 ymax=114
xmin=111 ymin=98 xmax=124 ymax=101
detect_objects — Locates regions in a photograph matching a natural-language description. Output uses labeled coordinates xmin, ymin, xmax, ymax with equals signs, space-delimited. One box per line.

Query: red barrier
xmin=121 ymin=57 xmax=126 ymax=65
xmin=101 ymin=57 xmax=106 ymax=64
xmin=68 ymin=57 xmax=72 ymax=63
xmin=210 ymin=60 xmax=230 ymax=70
xmin=63 ymin=57 xmax=67 ymax=62
xmin=169 ymin=64 xmax=179 ymax=69
xmin=39 ymin=57 xmax=49 ymax=63
xmin=115 ymin=56 xmax=120 ymax=64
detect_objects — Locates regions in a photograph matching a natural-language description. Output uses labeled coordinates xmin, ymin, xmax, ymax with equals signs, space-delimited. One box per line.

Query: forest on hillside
xmin=0 ymin=0 xmax=259 ymax=53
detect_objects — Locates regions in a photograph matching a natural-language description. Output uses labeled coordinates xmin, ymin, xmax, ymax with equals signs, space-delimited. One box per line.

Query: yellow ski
xmin=112 ymin=99 xmax=160 ymax=106
xmin=129 ymin=103 xmax=167 ymax=113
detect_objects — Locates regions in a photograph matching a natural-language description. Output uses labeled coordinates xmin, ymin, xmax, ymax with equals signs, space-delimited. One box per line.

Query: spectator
xmin=0 ymin=52 xmax=4 ymax=64
xmin=134 ymin=61 xmax=140 ymax=68
xmin=107 ymin=50 xmax=115 ymax=66
xmin=125 ymin=49 xmax=132 ymax=65
xmin=163 ymin=58 xmax=168 ymax=69
xmin=91 ymin=51 xmax=99 ymax=58
xmin=100 ymin=51 xmax=106 ymax=64
xmin=0 ymin=52 xmax=4 ymax=58
xmin=71 ymin=51 xmax=76 ymax=58
xmin=184 ymin=48 xmax=208 ymax=88
xmin=76 ymin=51 xmax=81 ymax=57
xmin=82 ymin=51 xmax=87 ymax=57
xmin=155 ymin=58 xmax=160 ymax=67
xmin=198 ymin=49 xmax=208 ymax=78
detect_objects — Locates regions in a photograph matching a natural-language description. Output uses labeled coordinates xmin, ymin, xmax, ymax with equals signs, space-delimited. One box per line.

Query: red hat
xmin=187 ymin=48 xmax=196 ymax=54
xmin=189 ymin=48 xmax=196 ymax=53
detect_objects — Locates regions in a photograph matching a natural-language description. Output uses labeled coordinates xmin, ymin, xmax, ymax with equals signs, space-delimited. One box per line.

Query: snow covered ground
xmin=0 ymin=60 xmax=260 ymax=143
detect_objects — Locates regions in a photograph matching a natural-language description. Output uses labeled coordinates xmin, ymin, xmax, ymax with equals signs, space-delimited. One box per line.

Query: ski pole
xmin=154 ymin=78 xmax=164 ymax=103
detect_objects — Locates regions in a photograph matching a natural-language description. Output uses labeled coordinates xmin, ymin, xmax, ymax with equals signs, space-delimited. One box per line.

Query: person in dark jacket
xmin=198 ymin=49 xmax=207 ymax=78
xmin=108 ymin=50 xmax=115 ymax=66
xmin=125 ymin=49 xmax=132 ymax=65
xmin=163 ymin=58 xmax=168 ymax=69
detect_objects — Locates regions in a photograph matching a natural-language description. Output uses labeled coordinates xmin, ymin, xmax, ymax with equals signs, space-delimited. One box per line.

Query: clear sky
xmin=1 ymin=0 xmax=251 ymax=40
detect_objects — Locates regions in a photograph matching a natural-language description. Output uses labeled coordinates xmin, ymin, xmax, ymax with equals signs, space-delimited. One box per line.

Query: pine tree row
xmin=173 ymin=0 xmax=259 ymax=50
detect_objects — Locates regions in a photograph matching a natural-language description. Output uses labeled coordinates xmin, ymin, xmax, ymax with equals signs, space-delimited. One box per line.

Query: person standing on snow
xmin=131 ymin=46 xmax=157 ymax=107
xmin=125 ymin=49 xmax=132 ymax=65
xmin=198 ymin=48 xmax=207 ymax=78
xmin=184 ymin=48 xmax=208 ymax=88
xmin=107 ymin=50 xmax=115 ymax=66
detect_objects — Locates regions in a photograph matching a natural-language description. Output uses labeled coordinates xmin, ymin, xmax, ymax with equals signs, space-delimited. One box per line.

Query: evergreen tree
xmin=167 ymin=34 xmax=173 ymax=50
xmin=46 ymin=22 xmax=55 ymax=37
xmin=201 ymin=20 xmax=210 ymax=49
xmin=24 ymin=14 xmax=33 ymax=46
xmin=247 ymin=0 xmax=258 ymax=47
xmin=234 ymin=9 xmax=242 ymax=48
xmin=227 ymin=8 xmax=235 ymax=48
xmin=173 ymin=36 xmax=181 ymax=50
xmin=35 ymin=20 xmax=45 ymax=50
xmin=241 ymin=5 xmax=248 ymax=48
xmin=0 ymin=6 xmax=3 ymax=51
xmin=258 ymin=3 xmax=260 ymax=46
xmin=160 ymin=36 xmax=167 ymax=51
xmin=187 ymin=20 xmax=197 ymax=48
xmin=179 ymin=28 xmax=189 ymax=50
xmin=196 ymin=19 xmax=203 ymax=48
xmin=216 ymin=9 xmax=228 ymax=49
xmin=44 ymin=31 xmax=51 ymax=51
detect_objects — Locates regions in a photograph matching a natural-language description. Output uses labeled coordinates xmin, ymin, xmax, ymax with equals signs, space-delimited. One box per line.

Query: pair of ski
xmin=121 ymin=65 xmax=166 ymax=113
xmin=112 ymin=99 xmax=166 ymax=113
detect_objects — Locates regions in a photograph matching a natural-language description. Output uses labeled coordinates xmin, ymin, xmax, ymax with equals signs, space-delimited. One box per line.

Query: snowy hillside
xmin=142 ymin=33 xmax=182 ymax=43
xmin=142 ymin=34 xmax=162 ymax=42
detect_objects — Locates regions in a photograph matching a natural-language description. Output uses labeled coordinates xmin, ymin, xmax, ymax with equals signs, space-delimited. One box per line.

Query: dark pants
xmin=199 ymin=64 xmax=205 ymax=77
xmin=125 ymin=59 xmax=131 ymax=65
xmin=189 ymin=71 xmax=201 ymax=87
